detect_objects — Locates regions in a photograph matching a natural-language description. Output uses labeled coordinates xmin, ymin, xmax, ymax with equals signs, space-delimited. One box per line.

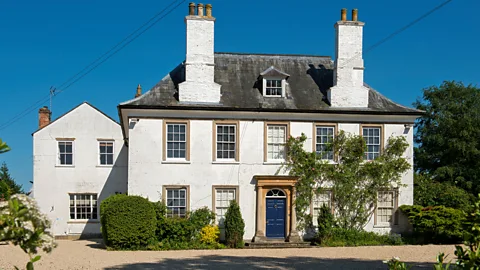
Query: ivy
xmin=281 ymin=131 xmax=410 ymax=230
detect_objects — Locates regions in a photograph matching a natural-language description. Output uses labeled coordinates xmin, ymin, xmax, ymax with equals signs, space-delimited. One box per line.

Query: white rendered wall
xmin=33 ymin=103 xmax=127 ymax=237
xmin=128 ymin=117 xmax=414 ymax=239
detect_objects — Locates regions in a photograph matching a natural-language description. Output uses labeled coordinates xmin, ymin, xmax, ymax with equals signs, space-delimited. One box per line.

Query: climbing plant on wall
xmin=281 ymin=131 xmax=410 ymax=230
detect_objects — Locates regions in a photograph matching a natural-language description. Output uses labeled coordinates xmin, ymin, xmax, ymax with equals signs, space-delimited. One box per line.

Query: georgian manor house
xmin=32 ymin=4 xmax=422 ymax=241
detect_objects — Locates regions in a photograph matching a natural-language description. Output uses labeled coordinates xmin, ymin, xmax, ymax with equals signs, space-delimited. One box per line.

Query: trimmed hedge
xmin=400 ymin=205 xmax=465 ymax=244
xmin=100 ymin=195 xmax=156 ymax=249
xmin=317 ymin=228 xmax=403 ymax=247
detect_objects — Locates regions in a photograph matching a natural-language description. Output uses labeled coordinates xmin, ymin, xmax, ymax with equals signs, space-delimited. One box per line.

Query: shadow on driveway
xmin=104 ymin=254 xmax=435 ymax=270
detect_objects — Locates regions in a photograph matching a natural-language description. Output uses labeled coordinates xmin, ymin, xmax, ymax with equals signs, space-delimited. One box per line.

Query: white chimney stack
xmin=327 ymin=8 xmax=369 ymax=108
xmin=179 ymin=3 xmax=221 ymax=103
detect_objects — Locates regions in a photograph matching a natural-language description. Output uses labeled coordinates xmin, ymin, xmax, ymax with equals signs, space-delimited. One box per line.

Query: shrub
xmin=151 ymin=201 xmax=168 ymax=238
xmin=101 ymin=195 xmax=156 ymax=249
xmin=159 ymin=217 xmax=195 ymax=242
xmin=319 ymin=228 xmax=403 ymax=247
xmin=224 ymin=200 xmax=245 ymax=248
xmin=189 ymin=207 xmax=216 ymax=235
xmin=316 ymin=205 xmax=335 ymax=243
xmin=200 ymin=225 xmax=220 ymax=245
xmin=414 ymin=173 xmax=473 ymax=212
xmin=400 ymin=205 xmax=465 ymax=244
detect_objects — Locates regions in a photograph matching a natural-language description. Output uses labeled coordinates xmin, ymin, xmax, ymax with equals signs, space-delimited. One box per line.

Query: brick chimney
xmin=178 ymin=3 xmax=221 ymax=103
xmin=327 ymin=8 xmax=369 ymax=108
xmin=38 ymin=106 xmax=51 ymax=129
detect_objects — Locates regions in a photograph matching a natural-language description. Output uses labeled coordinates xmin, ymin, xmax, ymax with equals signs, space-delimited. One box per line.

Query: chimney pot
xmin=188 ymin=2 xmax=195 ymax=16
xmin=205 ymin=4 xmax=212 ymax=18
xmin=38 ymin=106 xmax=51 ymax=129
xmin=352 ymin=9 xmax=358 ymax=21
xmin=135 ymin=84 xmax=142 ymax=98
xmin=197 ymin=3 xmax=204 ymax=16
xmin=341 ymin=8 xmax=347 ymax=21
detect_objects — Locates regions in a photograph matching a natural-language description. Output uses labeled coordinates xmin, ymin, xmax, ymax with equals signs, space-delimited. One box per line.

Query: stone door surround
xmin=253 ymin=175 xmax=302 ymax=243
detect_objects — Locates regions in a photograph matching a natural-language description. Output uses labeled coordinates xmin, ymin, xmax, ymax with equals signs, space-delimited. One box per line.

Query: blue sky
xmin=0 ymin=0 xmax=478 ymax=191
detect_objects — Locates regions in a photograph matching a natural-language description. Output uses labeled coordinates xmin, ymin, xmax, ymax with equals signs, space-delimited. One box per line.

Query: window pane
xmin=65 ymin=154 xmax=73 ymax=165
xmin=100 ymin=154 xmax=106 ymax=165
xmin=315 ymin=127 xmax=334 ymax=160
xmin=107 ymin=155 xmax=113 ymax=165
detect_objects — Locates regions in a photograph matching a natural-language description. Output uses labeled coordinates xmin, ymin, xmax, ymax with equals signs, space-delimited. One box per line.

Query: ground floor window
xmin=166 ymin=188 xmax=187 ymax=218
xmin=312 ymin=190 xmax=332 ymax=226
xmin=376 ymin=190 xmax=397 ymax=226
xmin=214 ymin=188 xmax=237 ymax=227
xmin=69 ymin=194 xmax=98 ymax=220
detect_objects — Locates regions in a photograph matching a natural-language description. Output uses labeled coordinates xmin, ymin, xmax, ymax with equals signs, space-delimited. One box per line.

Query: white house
xmin=33 ymin=4 xmax=422 ymax=241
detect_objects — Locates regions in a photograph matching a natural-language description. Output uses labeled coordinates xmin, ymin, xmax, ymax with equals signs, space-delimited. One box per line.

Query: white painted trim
xmin=97 ymin=140 xmax=115 ymax=166
xmin=262 ymin=76 xmax=285 ymax=97
xmin=56 ymin=140 xmax=75 ymax=167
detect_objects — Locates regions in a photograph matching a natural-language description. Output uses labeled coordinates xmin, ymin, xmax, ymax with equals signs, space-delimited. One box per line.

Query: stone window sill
xmin=67 ymin=220 xmax=100 ymax=224
xmin=212 ymin=161 xmax=240 ymax=165
xmin=161 ymin=160 xmax=191 ymax=164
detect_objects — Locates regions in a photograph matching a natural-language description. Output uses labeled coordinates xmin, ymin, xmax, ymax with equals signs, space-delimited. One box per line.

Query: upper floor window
xmin=164 ymin=121 xmax=189 ymax=161
xmin=265 ymin=79 xmax=283 ymax=96
xmin=99 ymin=141 xmax=114 ymax=165
xmin=362 ymin=126 xmax=381 ymax=160
xmin=214 ymin=122 xmax=239 ymax=161
xmin=265 ymin=124 xmax=288 ymax=161
xmin=58 ymin=140 xmax=74 ymax=166
xmin=315 ymin=125 xmax=335 ymax=160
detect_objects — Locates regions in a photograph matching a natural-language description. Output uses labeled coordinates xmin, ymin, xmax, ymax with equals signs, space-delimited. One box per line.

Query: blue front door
xmin=266 ymin=198 xmax=286 ymax=238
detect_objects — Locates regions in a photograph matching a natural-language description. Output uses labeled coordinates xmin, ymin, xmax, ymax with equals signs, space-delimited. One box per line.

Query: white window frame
xmin=315 ymin=126 xmax=335 ymax=161
xmin=215 ymin=123 xmax=238 ymax=161
xmin=375 ymin=190 xmax=397 ymax=226
xmin=165 ymin=123 xmax=188 ymax=161
xmin=69 ymin=193 xmax=98 ymax=221
xmin=98 ymin=140 xmax=114 ymax=166
xmin=213 ymin=187 xmax=238 ymax=228
xmin=362 ymin=126 xmax=381 ymax=161
xmin=266 ymin=124 xmax=287 ymax=162
xmin=262 ymin=77 xmax=285 ymax=97
xmin=165 ymin=188 xmax=188 ymax=218
xmin=312 ymin=190 xmax=333 ymax=226
xmin=57 ymin=140 xmax=74 ymax=166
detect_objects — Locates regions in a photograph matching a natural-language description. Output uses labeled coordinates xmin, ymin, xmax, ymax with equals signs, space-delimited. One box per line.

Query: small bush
xmin=316 ymin=205 xmax=335 ymax=243
xmin=319 ymin=228 xmax=403 ymax=247
xmin=189 ymin=207 xmax=216 ymax=234
xmin=200 ymin=225 xmax=220 ymax=245
xmin=152 ymin=239 xmax=225 ymax=250
xmin=101 ymin=195 xmax=156 ymax=250
xmin=224 ymin=200 xmax=245 ymax=248
xmin=400 ymin=205 xmax=465 ymax=244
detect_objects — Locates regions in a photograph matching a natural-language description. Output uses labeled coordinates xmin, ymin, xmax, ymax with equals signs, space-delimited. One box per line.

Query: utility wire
xmin=344 ymin=0 xmax=453 ymax=66
xmin=0 ymin=0 xmax=185 ymax=131
xmin=0 ymin=0 xmax=452 ymax=131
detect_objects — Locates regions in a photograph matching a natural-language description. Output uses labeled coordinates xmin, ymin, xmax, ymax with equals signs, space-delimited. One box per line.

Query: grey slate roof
xmin=120 ymin=52 xmax=422 ymax=115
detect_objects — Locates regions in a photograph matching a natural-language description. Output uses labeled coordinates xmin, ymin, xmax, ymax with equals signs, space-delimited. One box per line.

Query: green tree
xmin=0 ymin=138 xmax=10 ymax=154
xmin=414 ymin=81 xmax=480 ymax=195
xmin=224 ymin=200 xmax=245 ymax=248
xmin=282 ymin=131 xmax=410 ymax=230
xmin=414 ymin=173 xmax=473 ymax=212
xmin=0 ymin=162 xmax=23 ymax=198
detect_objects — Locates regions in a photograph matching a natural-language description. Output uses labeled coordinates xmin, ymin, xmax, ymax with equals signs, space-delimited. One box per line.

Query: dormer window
xmin=259 ymin=66 xmax=289 ymax=98
xmin=265 ymin=79 xmax=283 ymax=96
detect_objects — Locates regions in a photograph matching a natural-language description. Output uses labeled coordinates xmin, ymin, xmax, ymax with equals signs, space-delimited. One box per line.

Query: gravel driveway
xmin=0 ymin=240 xmax=456 ymax=270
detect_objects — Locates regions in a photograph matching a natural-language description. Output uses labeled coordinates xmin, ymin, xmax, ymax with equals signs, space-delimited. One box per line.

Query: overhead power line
xmin=0 ymin=0 xmax=453 ymax=131
xmin=0 ymin=0 xmax=186 ymax=131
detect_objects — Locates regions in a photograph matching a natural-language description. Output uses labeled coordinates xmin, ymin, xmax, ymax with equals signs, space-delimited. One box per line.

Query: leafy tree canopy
xmin=282 ymin=131 xmax=410 ymax=230
xmin=414 ymin=81 xmax=480 ymax=195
